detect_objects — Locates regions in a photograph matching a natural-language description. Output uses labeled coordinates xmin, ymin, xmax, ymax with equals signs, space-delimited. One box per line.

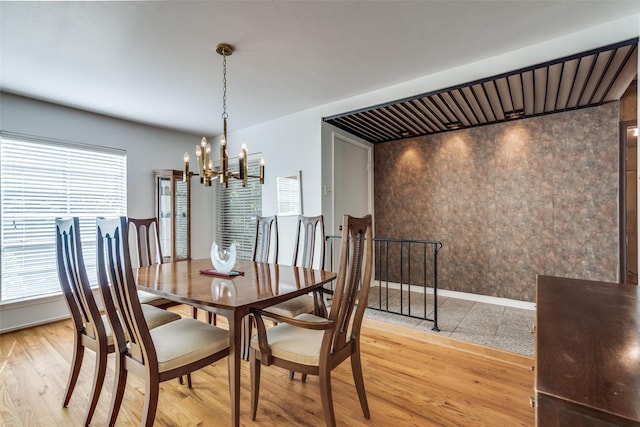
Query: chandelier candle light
xmin=183 ymin=43 xmax=265 ymax=188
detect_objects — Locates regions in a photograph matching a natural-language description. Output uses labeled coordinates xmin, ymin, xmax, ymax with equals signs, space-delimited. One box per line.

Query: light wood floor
xmin=1 ymin=305 xmax=535 ymax=426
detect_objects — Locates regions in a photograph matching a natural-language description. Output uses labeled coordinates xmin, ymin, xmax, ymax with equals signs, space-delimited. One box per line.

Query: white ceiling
xmin=2 ymin=1 xmax=640 ymax=137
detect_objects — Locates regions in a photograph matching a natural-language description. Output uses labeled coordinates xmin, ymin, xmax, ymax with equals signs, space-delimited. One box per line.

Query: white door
xmin=333 ymin=134 xmax=371 ymax=235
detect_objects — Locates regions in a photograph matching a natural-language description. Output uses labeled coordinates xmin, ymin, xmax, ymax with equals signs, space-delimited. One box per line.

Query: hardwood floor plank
xmin=1 ymin=305 xmax=534 ymax=426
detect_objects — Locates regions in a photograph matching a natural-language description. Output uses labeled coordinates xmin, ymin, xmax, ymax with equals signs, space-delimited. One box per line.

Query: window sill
xmin=0 ymin=292 xmax=64 ymax=309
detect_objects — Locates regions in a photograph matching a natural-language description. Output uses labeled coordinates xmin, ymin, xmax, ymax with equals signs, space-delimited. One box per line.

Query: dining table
xmin=134 ymin=258 xmax=337 ymax=427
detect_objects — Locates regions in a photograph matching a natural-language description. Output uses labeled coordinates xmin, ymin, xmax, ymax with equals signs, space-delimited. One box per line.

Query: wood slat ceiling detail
xmin=324 ymin=38 xmax=638 ymax=144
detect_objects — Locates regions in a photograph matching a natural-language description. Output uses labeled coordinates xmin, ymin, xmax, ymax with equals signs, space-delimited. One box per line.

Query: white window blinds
xmin=215 ymin=155 xmax=262 ymax=260
xmin=0 ymin=133 xmax=127 ymax=302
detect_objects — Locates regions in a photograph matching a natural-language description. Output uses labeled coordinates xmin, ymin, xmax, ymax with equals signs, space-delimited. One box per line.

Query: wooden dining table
xmin=134 ymin=258 xmax=337 ymax=427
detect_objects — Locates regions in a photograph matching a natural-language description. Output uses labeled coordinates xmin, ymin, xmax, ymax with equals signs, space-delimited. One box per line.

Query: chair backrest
xmin=55 ymin=217 xmax=106 ymax=342
xmin=323 ymin=214 xmax=373 ymax=354
xmin=128 ymin=217 xmax=163 ymax=268
xmin=292 ymin=215 xmax=325 ymax=269
xmin=96 ymin=216 xmax=154 ymax=364
xmin=253 ymin=215 xmax=279 ymax=263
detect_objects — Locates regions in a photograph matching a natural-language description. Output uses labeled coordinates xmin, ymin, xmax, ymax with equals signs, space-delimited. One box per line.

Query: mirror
xmin=276 ymin=171 xmax=302 ymax=216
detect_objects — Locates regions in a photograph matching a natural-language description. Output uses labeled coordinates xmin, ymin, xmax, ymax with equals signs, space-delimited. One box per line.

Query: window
xmin=215 ymin=155 xmax=262 ymax=260
xmin=276 ymin=171 xmax=302 ymax=216
xmin=1 ymin=133 xmax=127 ymax=302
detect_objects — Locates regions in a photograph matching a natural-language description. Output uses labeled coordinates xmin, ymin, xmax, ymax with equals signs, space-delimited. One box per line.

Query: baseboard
xmin=372 ymin=281 xmax=536 ymax=311
xmin=0 ymin=288 xmax=103 ymax=333
xmin=1 ymin=313 xmax=71 ymax=334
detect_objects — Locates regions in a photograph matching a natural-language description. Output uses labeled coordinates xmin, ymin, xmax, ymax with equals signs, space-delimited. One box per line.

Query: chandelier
xmin=183 ymin=43 xmax=264 ymax=188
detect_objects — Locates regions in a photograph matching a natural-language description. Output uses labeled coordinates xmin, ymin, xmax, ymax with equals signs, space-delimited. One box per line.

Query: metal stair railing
xmin=326 ymin=235 xmax=442 ymax=331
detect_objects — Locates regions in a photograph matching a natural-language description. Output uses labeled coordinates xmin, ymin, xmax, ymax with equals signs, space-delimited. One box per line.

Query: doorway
xmin=332 ymin=134 xmax=372 ymax=235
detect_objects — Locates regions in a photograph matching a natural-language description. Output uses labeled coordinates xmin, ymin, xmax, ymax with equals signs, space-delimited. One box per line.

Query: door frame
xmin=619 ymin=119 xmax=638 ymax=284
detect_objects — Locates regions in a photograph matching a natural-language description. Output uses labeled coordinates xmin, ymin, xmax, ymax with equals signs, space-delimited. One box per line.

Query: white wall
xmin=0 ymin=93 xmax=206 ymax=331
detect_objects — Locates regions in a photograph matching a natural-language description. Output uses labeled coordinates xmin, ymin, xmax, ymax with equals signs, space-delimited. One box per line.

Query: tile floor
xmin=365 ymin=288 xmax=536 ymax=357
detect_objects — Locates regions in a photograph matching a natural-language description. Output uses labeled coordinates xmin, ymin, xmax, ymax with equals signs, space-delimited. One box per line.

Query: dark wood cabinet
xmin=154 ymin=169 xmax=191 ymax=262
xmin=535 ymin=275 xmax=640 ymax=426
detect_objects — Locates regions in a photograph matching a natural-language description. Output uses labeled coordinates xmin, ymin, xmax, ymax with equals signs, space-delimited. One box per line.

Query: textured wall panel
xmin=373 ymin=103 xmax=620 ymax=302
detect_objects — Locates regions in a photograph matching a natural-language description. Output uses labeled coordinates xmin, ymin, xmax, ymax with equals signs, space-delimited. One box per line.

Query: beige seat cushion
xmin=137 ymin=290 xmax=174 ymax=307
xmin=263 ymin=294 xmax=315 ymax=318
xmin=98 ymin=306 xmax=180 ymax=346
xmin=250 ymin=313 xmax=327 ymax=366
xmin=151 ymin=318 xmax=229 ymax=373
xmin=86 ymin=315 xmax=114 ymax=346
xmin=141 ymin=304 xmax=181 ymax=329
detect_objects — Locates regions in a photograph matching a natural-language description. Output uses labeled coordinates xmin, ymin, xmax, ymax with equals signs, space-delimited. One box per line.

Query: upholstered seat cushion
xmin=86 ymin=315 xmax=114 ymax=346
xmin=97 ymin=306 xmax=180 ymax=346
xmin=141 ymin=304 xmax=181 ymax=329
xmin=151 ymin=318 xmax=229 ymax=373
xmin=137 ymin=290 xmax=175 ymax=308
xmin=263 ymin=294 xmax=315 ymax=318
xmin=250 ymin=313 xmax=330 ymax=366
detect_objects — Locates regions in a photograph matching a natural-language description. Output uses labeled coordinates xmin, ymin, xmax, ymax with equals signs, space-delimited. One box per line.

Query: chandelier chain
xmin=222 ymin=51 xmax=228 ymax=120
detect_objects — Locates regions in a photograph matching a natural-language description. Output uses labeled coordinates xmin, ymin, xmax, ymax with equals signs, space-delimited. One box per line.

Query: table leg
xmin=228 ymin=312 xmax=242 ymax=427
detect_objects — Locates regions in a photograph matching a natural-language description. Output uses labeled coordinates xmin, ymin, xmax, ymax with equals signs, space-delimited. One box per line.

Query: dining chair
xmin=253 ymin=215 xmax=279 ymax=263
xmin=56 ymin=217 xmax=181 ymax=427
xmin=96 ymin=216 xmax=230 ymax=427
xmin=128 ymin=217 xmax=196 ymax=386
xmin=266 ymin=215 xmax=327 ymax=316
xmin=56 ymin=217 xmax=112 ymax=427
xmin=128 ymin=217 xmax=179 ymax=310
xmin=249 ymin=214 xmax=373 ymax=427
xmin=263 ymin=215 xmax=328 ymax=381
xmin=227 ymin=214 xmax=280 ymax=358
xmin=291 ymin=215 xmax=326 ymax=269
xmin=128 ymin=217 xmax=163 ymax=267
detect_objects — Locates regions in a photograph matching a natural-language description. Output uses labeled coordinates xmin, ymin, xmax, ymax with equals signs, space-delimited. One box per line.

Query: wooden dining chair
xmin=128 ymin=217 xmax=163 ymax=267
xmin=129 ymin=217 xmax=195 ymax=385
xmin=263 ymin=215 xmax=329 ymax=381
xmin=249 ymin=214 xmax=373 ymax=427
xmin=253 ymin=215 xmax=279 ymax=263
xmin=266 ymin=215 xmax=326 ymax=316
xmin=56 ymin=217 xmax=181 ymax=426
xmin=96 ymin=216 xmax=230 ymax=427
xmin=235 ymin=214 xmax=280 ymax=358
xmin=292 ymin=215 xmax=326 ymax=270
xmin=128 ymin=217 xmax=178 ymax=310
xmin=56 ymin=217 xmax=112 ymax=427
